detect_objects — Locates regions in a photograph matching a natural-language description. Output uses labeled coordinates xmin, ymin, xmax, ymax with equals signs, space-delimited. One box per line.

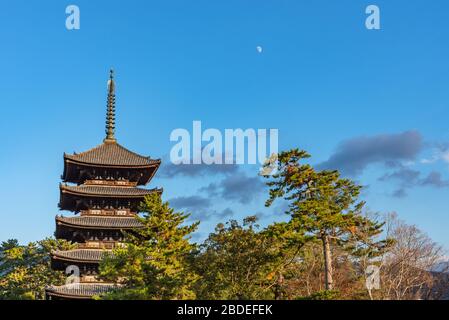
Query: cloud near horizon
xmin=168 ymin=131 xmax=448 ymax=205
xmin=169 ymin=195 xmax=235 ymax=221
xmin=159 ymin=162 xmax=238 ymax=178
xmin=318 ymin=130 xmax=423 ymax=177
xmin=199 ymin=172 xmax=266 ymax=205
xmin=379 ymin=168 xmax=449 ymax=198
xmin=318 ymin=130 xmax=449 ymax=198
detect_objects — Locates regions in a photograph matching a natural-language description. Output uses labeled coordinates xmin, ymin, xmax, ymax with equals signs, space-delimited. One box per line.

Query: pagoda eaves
xmin=59 ymin=184 xmax=162 ymax=212
xmin=62 ymin=142 xmax=161 ymax=185
xmin=46 ymin=70 xmax=162 ymax=300
xmin=46 ymin=283 xmax=117 ymax=300
xmin=56 ymin=215 xmax=144 ymax=230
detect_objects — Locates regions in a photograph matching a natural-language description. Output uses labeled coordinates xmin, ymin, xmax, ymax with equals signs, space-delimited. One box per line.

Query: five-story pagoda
xmin=45 ymin=70 xmax=161 ymax=299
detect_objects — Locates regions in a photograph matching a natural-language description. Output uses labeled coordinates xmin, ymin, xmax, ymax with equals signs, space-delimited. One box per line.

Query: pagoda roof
xmin=46 ymin=283 xmax=116 ymax=299
xmin=60 ymin=184 xmax=162 ymax=198
xmin=56 ymin=215 xmax=143 ymax=230
xmin=52 ymin=249 xmax=111 ymax=264
xmin=61 ymin=70 xmax=161 ymax=186
xmin=64 ymin=141 xmax=161 ymax=168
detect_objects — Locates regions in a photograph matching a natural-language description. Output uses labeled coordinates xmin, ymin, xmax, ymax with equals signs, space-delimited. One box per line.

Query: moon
xmin=256 ymin=46 xmax=263 ymax=53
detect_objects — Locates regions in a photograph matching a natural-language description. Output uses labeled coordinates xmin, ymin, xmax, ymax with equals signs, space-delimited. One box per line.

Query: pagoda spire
xmin=104 ymin=69 xmax=116 ymax=143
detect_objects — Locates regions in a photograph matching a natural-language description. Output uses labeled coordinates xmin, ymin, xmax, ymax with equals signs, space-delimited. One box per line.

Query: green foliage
xmin=98 ymin=193 xmax=199 ymax=300
xmin=296 ymin=290 xmax=341 ymax=300
xmin=192 ymin=216 xmax=302 ymax=300
xmin=265 ymin=149 xmax=366 ymax=238
xmin=263 ymin=149 xmax=389 ymax=289
xmin=0 ymin=148 xmax=397 ymax=300
xmin=0 ymin=238 xmax=74 ymax=300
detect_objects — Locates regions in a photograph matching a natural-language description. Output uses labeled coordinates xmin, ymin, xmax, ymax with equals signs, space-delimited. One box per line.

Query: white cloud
xmin=420 ymin=148 xmax=449 ymax=165
xmin=442 ymin=150 xmax=449 ymax=164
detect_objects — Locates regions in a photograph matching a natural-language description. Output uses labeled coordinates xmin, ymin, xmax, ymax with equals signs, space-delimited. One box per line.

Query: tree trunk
xmin=322 ymin=235 xmax=333 ymax=291
xmin=274 ymin=272 xmax=284 ymax=300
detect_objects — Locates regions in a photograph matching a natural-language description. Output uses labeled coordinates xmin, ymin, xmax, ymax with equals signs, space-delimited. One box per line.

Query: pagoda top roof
xmin=60 ymin=184 xmax=162 ymax=198
xmin=52 ymin=249 xmax=110 ymax=264
xmin=64 ymin=141 xmax=161 ymax=168
xmin=56 ymin=215 xmax=143 ymax=230
xmin=46 ymin=283 xmax=116 ymax=299
xmin=64 ymin=70 xmax=161 ymax=169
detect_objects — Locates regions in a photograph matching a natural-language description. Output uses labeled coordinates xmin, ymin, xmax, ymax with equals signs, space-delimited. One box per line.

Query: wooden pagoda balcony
xmin=80 ymin=275 xmax=100 ymax=283
xmin=84 ymin=179 xmax=138 ymax=187
xmin=77 ymin=241 xmax=126 ymax=250
xmin=80 ymin=208 xmax=134 ymax=216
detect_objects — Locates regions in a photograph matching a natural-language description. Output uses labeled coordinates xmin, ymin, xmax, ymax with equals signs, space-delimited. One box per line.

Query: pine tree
xmin=0 ymin=238 xmax=74 ymax=300
xmin=98 ymin=193 xmax=199 ymax=299
xmin=264 ymin=149 xmax=387 ymax=291
xmin=193 ymin=216 xmax=282 ymax=299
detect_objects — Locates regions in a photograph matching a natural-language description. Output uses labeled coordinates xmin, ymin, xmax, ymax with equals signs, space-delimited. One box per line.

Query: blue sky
xmin=0 ymin=1 xmax=448 ymax=249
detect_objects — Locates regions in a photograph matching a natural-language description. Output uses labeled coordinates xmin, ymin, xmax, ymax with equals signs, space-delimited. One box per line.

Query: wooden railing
xmin=80 ymin=275 xmax=99 ymax=283
xmin=84 ymin=179 xmax=137 ymax=187
xmin=80 ymin=209 xmax=134 ymax=216
xmin=77 ymin=241 xmax=125 ymax=250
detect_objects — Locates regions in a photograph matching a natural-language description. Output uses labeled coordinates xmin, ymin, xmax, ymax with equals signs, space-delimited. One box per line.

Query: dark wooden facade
xmin=46 ymin=70 xmax=161 ymax=299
